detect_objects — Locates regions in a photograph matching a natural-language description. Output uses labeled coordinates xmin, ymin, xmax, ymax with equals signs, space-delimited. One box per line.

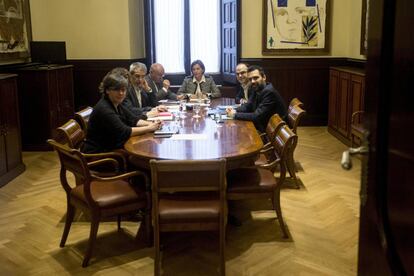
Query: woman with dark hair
xmin=178 ymin=59 xmax=221 ymax=99
xmin=82 ymin=69 xmax=161 ymax=153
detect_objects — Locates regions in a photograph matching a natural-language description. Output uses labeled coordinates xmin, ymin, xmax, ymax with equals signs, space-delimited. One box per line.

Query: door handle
xmin=341 ymin=146 xmax=369 ymax=170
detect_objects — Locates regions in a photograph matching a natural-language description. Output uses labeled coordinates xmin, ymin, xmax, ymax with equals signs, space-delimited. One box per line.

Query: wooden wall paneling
xmin=0 ymin=74 xmax=25 ymax=187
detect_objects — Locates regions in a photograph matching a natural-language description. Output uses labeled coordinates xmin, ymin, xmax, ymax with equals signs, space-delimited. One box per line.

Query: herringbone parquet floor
xmin=0 ymin=127 xmax=361 ymax=275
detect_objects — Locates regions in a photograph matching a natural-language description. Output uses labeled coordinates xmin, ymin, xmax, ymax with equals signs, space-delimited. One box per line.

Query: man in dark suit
xmin=145 ymin=63 xmax=183 ymax=102
xmin=234 ymin=63 xmax=251 ymax=104
xmin=227 ymin=65 xmax=287 ymax=133
xmin=123 ymin=62 xmax=166 ymax=118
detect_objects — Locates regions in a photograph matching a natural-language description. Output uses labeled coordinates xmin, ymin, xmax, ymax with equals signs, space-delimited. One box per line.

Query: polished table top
xmin=124 ymin=98 xmax=263 ymax=168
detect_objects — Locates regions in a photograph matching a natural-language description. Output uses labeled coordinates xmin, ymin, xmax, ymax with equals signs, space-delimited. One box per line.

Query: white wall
xmin=29 ymin=0 xmax=145 ymax=59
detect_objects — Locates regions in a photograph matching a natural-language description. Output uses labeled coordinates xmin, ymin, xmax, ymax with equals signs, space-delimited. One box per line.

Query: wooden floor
xmin=0 ymin=127 xmax=361 ymax=275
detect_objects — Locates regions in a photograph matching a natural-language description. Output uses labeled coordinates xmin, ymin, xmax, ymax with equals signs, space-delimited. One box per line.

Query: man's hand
xmin=141 ymin=79 xmax=152 ymax=92
xmin=162 ymin=79 xmax=170 ymax=90
xmin=240 ymin=98 xmax=248 ymax=104
xmin=156 ymin=105 xmax=168 ymax=112
xmin=226 ymin=107 xmax=236 ymax=118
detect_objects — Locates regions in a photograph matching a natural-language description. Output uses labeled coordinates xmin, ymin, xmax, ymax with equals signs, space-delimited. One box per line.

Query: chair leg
xmin=219 ymin=226 xmax=226 ymax=275
xmin=287 ymin=154 xmax=299 ymax=189
xmin=82 ymin=216 xmax=100 ymax=267
xmin=272 ymin=190 xmax=289 ymax=239
xmin=117 ymin=215 xmax=121 ymax=230
xmin=154 ymin=227 xmax=161 ymax=276
xmin=60 ymin=203 xmax=75 ymax=247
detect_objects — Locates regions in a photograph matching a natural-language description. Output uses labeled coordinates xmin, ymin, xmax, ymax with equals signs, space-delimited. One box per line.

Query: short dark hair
xmin=247 ymin=65 xmax=265 ymax=77
xmin=99 ymin=70 xmax=129 ymax=94
xmin=191 ymin=59 xmax=205 ymax=74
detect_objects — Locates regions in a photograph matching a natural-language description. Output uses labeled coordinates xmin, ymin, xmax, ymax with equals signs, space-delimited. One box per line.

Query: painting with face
xmin=264 ymin=0 xmax=328 ymax=52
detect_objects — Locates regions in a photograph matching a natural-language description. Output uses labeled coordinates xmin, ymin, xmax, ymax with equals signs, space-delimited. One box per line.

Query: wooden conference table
xmin=124 ymin=98 xmax=263 ymax=170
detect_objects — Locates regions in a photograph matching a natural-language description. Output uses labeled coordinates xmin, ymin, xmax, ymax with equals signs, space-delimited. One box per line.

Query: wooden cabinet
xmin=328 ymin=67 xmax=365 ymax=145
xmin=16 ymin=65 xmax=74 ymax=150
xmin=0 ymin=74 xmax=25 ymax=187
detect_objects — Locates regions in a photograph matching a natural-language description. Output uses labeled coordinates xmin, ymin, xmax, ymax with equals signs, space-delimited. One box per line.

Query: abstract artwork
xmin=263 ymin=0 xmax=329 ymax=55
xmin=0 ymin=0 xmax=31 ymax=60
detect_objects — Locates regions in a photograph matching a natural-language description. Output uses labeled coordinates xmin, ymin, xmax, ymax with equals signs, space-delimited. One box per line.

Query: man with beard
xmin=226 ymin=65 xmax=287 ymax=133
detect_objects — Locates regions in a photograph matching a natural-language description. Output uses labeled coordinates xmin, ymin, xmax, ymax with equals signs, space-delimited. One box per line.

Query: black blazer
xmin=122 ymin=85 xmax=157 ymax=116
xmin=235 ymin=83 xmax=287 ymax=133
xmin=235 ymin=84 xmax=252 ymax=104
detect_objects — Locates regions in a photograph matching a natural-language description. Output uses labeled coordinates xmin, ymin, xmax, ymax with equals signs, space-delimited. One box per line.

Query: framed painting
xmin=263 ymin=0 xmax=329 ymax=55
xmin=0 ymin=0 xmax=32 ymax=61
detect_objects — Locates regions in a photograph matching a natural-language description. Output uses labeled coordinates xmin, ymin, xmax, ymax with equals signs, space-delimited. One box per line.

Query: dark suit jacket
xmin=145 ymin=75 xmax=178 ymax=101
xmin=235 ymin=83 xmax=287 ymax=133
xmin=122 ymin=85 xmax=157 ymax=116
xmin=235 ymin=84 xmax=252 ymax=104
xmin=82 ymin=96 xmax=138 ymax=153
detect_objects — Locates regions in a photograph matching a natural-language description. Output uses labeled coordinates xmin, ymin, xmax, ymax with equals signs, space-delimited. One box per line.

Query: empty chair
xmin=150 ymin=159 xmax=227 ymax=276
xmin=288 ymin=97 xmax=304 ymax=113
xmin=351 ymin=111 xmax=365 ymax=146
xmin=257 ymin=114 xmax=287 ymax=167
xmin=226 ymin=125 xmax=297 ymax=238
xmin=287 ymin=105 xmax=306 ymax=134
xmin=74 ymin=106 xmax=93 ymax=133
xmin=48 ymin=139 xmax=151 ymax=267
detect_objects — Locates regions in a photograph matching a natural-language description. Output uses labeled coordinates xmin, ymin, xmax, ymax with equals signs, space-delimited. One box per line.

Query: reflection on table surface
xmin=124 ymin=98 xmax=263 ymax=169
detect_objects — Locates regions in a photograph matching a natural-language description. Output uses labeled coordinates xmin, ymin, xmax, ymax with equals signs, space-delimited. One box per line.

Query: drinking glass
xmin=193 ymin=102 xmax=201 ymax=118
xmin=214 ymin=112 xmax=222 ymax=127
xmin=179 ymin=100 xmax=186 ymax=119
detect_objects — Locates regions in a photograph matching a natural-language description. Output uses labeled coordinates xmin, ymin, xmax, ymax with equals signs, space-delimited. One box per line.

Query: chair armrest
xmin=255 ymin=157 xmax=281 ymax=171
xmin=260 ymin=142 xmax=273 ymax=153
xmin=351 ymin=111 xmax=364 ymax=124
xmin=87 ymin=158 xmax=119 ymax=172
xmin=91 ymin=170 xmax=150 ymax=190
xmin=83 ymin=151 xmax=127 ymax=172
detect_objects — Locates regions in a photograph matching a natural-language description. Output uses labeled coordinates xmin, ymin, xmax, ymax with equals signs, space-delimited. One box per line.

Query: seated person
xmin=82 ymin=70 xmax=162 ymax=153
xmin=178 ymin=59 xmax=221 ymax=99
xmin=145 ymin=63 xmax=183 ymax=101
xmin=234 ymin=62 xmax=251 ymax=104
xmin=226 ymin=65 xmax=287 ymax=133
xmin=123 ymin=62 xmax=166 ymax=118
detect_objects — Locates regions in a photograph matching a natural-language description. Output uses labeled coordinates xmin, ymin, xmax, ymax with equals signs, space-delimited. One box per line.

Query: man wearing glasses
xmin=146 ymin=63 xmax=183 ymax=101
xmin=234 ymin=63 xmax=251 ymax=104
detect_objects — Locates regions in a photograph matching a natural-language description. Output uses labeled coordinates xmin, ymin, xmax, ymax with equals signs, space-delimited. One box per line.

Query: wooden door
xmin=358 ymin=0 xmax=414 ymax=275
xmin=221 ymin=0 xmax=239 ymax=84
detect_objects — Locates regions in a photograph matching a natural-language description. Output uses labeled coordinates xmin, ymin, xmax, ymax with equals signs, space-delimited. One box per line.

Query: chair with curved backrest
xmin=288 ymin=97 xmax=304 ymax=114
xmin=351 ymin=111 xmax=365 ymax=146
xmin=257 ymin=114 xmax=287 ymax=166
xmin=285 ymin=105 xmax=306 ymax=185
xmin=226 ymin=125 xmax=298 ymax=238
xmin=48 ymin=139 xmax=151 ymax=267
xmin=150 ymin=159 xmax=227 ymax=276
xmin=287 ymin=105 xmax=306 ymax=134
xmin=56 ymin=119 xmax=85 ymax=149
xmin=74 ymin=106 xmax=93 ymax=133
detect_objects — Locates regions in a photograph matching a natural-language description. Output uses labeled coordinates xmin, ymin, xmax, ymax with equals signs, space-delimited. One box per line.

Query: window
xmin=153 ymin=0 xmax=221 ymax=74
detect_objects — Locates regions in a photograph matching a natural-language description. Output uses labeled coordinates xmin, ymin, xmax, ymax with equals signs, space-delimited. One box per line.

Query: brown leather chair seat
xmin=71 ymin=179 xmax=146 ymax=208
xmin=159 ymin=198 xmax=220 ymax=223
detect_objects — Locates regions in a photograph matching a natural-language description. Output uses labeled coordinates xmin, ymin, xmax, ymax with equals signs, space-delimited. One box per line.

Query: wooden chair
xmin=257 ymin=114 xmax=286 ymax=167
xmin=226 ymin=125 xmax=298 ymax=238
xmin=351 ymin=111 xmax=365 ymax=146
xmin=56 ymin=119 xmax=85 ymax=149
xmin=287 ymin=105 xmax=306 ymax=134
xmin=48 ymin=139 xmax=151 ymax=267
xmin=74 ymin=106 xmax=93 ymax=133
xmin=150 ymin=159 xmax=227 ymax=276
xmin=288 ymin=97 xmax=304 ymax=114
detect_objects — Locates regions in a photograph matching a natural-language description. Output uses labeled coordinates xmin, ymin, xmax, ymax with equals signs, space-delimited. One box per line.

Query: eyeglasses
xmin=236 ymin=71 xmax=247 ymax=76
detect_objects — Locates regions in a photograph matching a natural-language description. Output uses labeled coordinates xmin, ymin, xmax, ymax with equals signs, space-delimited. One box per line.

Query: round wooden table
xmin=124 ymin=99 xmax=263 ymax=170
